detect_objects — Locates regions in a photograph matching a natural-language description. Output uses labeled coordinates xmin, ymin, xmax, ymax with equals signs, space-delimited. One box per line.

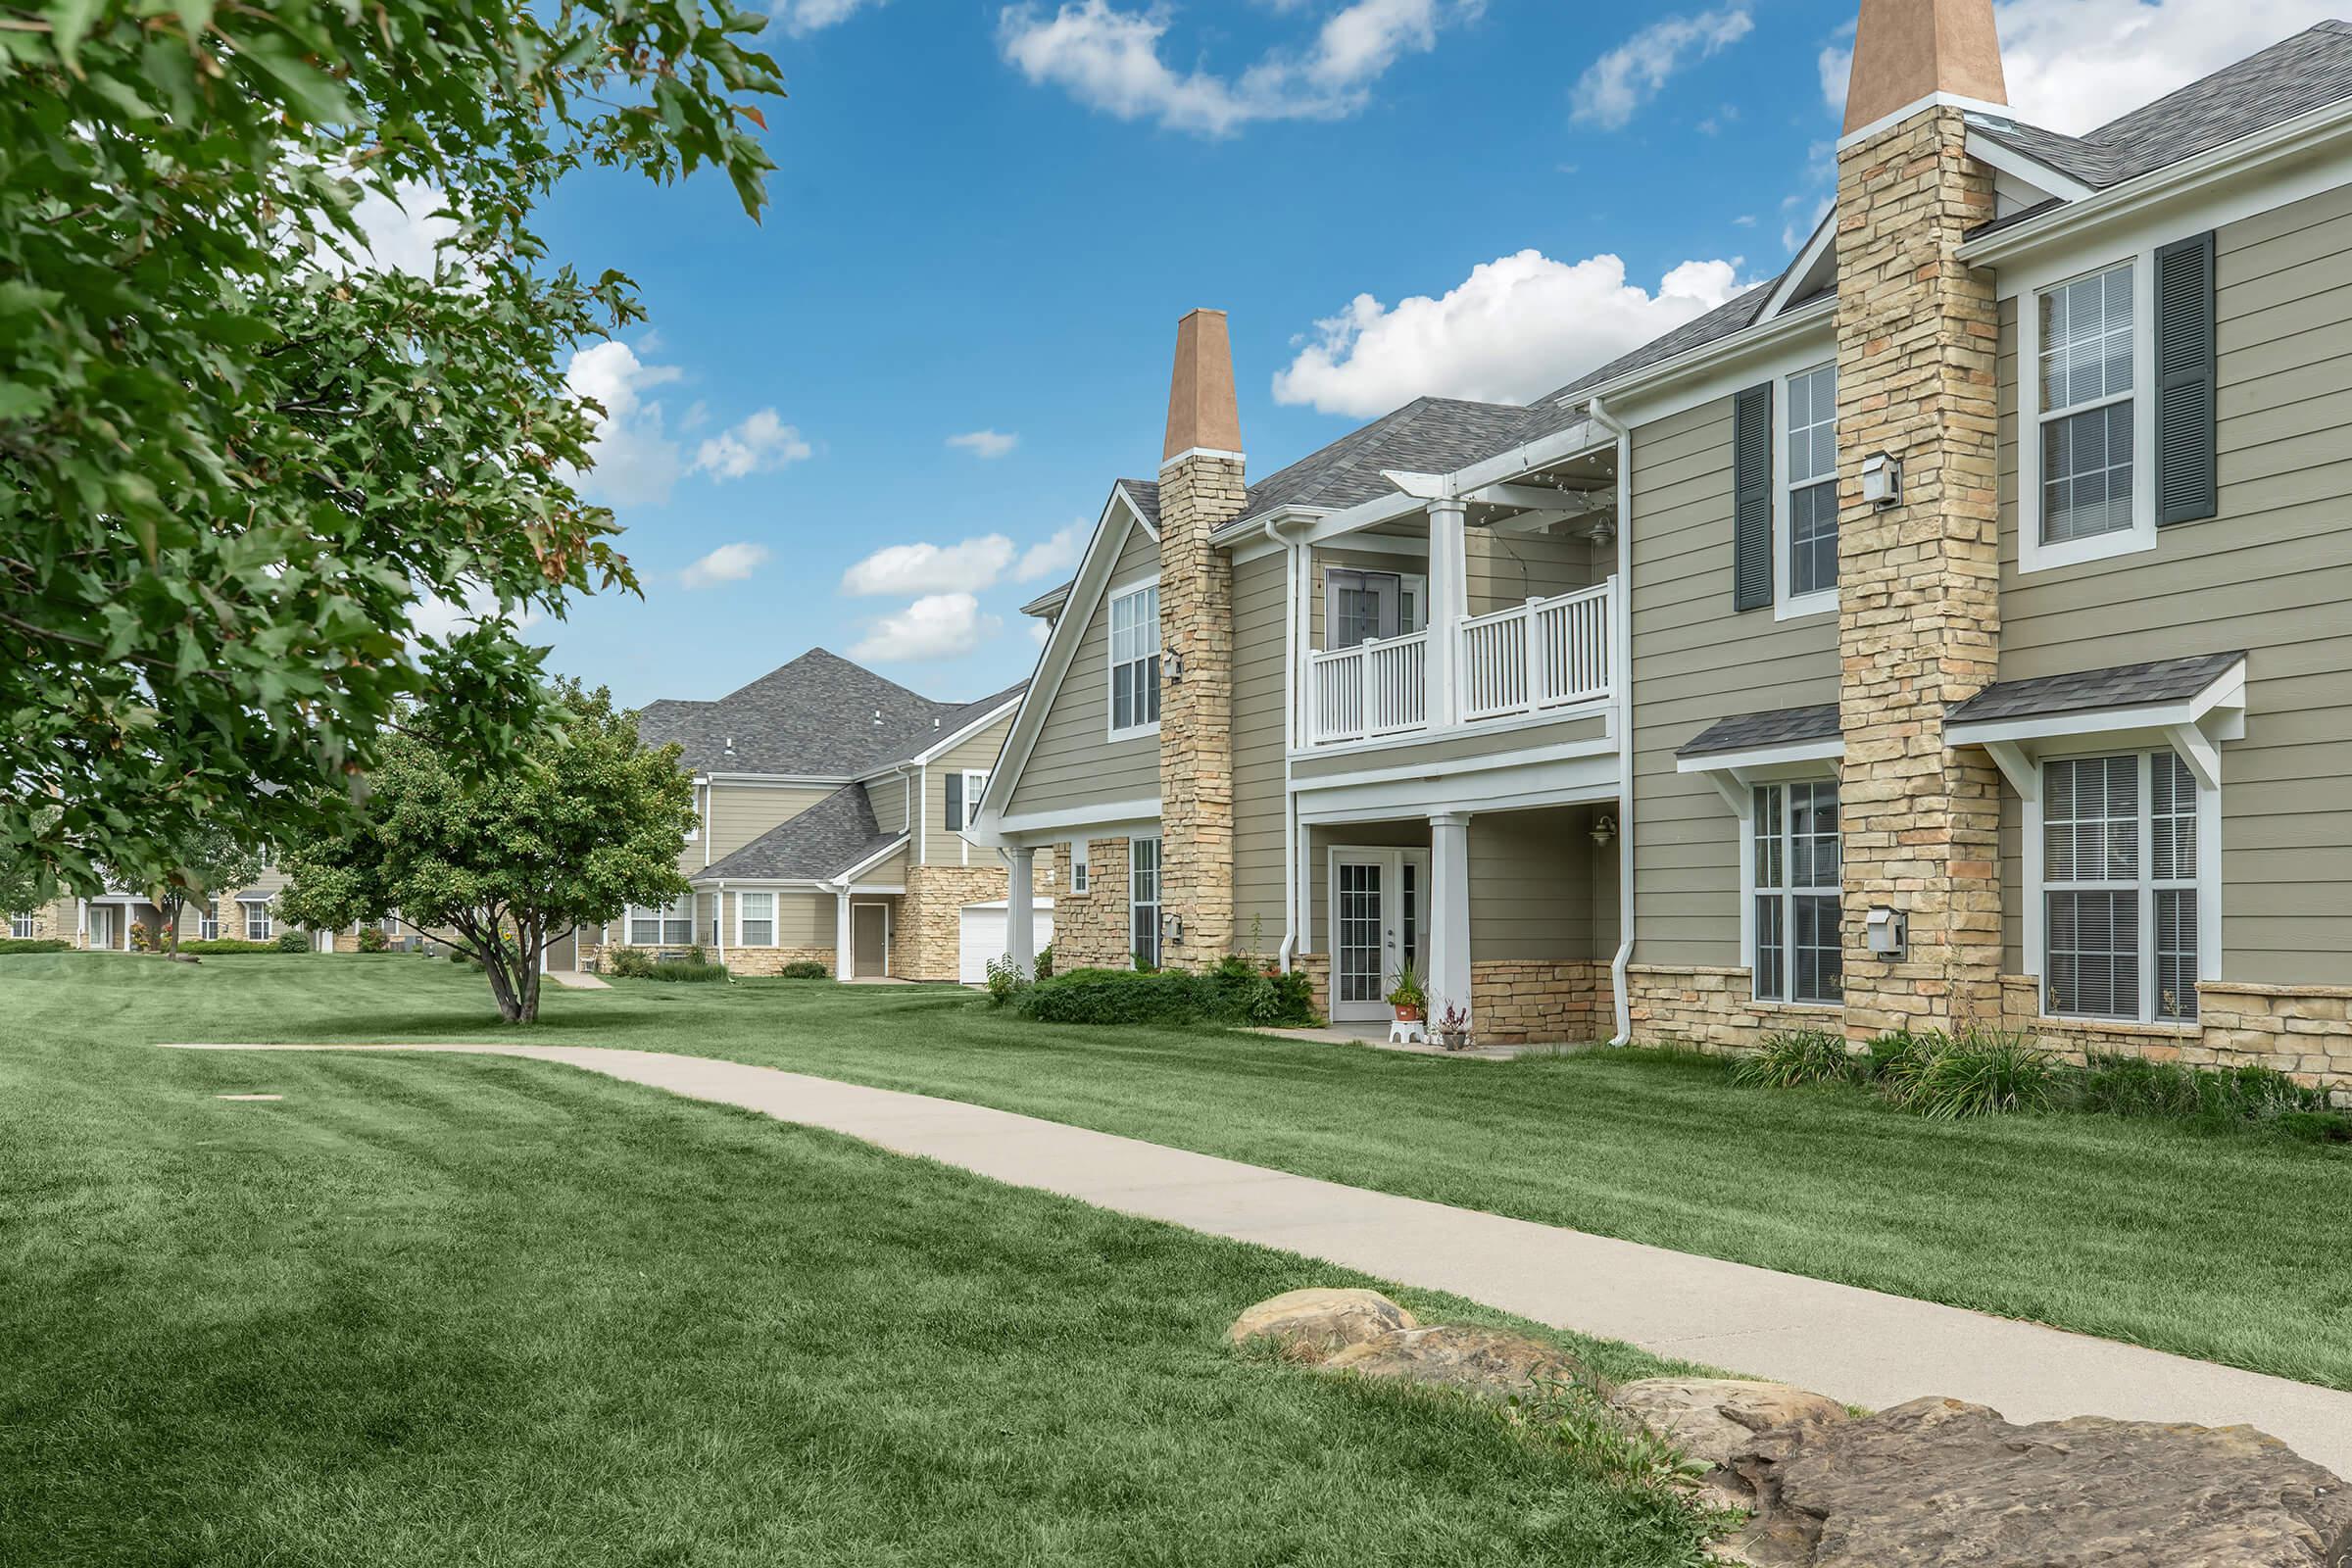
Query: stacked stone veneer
xmin=1834 ymin=103 xmax=2005 ymax=1042
xmin=1994 ymin=975 xmax=2352 ymax=1088
xmin=1156 ymin=454 xmax=1244 ymax=972
xmin=1292 ymin=954 xmax=1611 ymax=1045
xmin=897 ymin=861 xmax=1052 ymax=983
xmin=1048 ymin=836 xmax=1133 ymax=971
xmin=727 ymin=945 xmax=839 ymax=978
xmin=1628 ymin=964 xmax=1840 ymax=1054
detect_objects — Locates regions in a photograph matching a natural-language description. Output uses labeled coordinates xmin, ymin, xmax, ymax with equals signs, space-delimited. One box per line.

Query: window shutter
xmin=945 ymin=771 xmax=963 ymax=832
xmin=1733 ymin=382 xmax=1775 ymax=611
xmin=2155 ymin=230 xmax=2218 ymax=526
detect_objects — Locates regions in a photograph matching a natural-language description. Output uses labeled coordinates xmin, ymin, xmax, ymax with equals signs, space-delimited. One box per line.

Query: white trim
xmin=830 ymin=833 xmax=911 ymax=887
xmin=1741 ymin=772 xmax=1845 ymax=1008
xmin=987 ymin=797 xmax=1163 ymax=840
xmin=1104 ymin=572 xmax=1162 ymax=744
xmin=1067 ymin=835 xmax=1090 ymax=895
xmin=1774 ymin=356 xmax=1840 ymax=621
xmin=2017 ymin=254 xmax=2157 ymax=575
xmin=1759 ymin=217 xmax=1837 ymax=322
xmin=905 ymin=696 xmax=1021 ymax=766
xmin=1676 ymin=736 xmax=1845 ymax=777
xmin=1295 ymin=727 xmax=1616 ymax=792
xmin=1325 ymin=845 xmax=1432 ymax=1022
xmin=1945 ymin=659 xmax=2246 ymax=751
xmin=1159 ymin=446 xmax=1245 ymax=472
xmin=1551 ymin=296 xmax=1838 ymax=429
xmin=1965 ymin=129 xmax=2098 ymax=206
xmin=734 ymin=890 xmax=777 ymax=949
xmin=1836 ymin=91 xmax=2015 ymax=151
xmin=847 ymin=898 xmax=894 ymax=979
xmin=1127 ymin=832 xmax=1162 ymax=969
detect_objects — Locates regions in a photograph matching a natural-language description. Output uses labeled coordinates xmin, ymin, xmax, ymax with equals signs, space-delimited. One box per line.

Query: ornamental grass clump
xmin=2075 ymin=1052 xmax=2339 ymax=1137
xmin=1876 ymin=1028 xmax=2059 ymax=1119
xmin=1730 ymin=1029 xmax=1856 ymax=1090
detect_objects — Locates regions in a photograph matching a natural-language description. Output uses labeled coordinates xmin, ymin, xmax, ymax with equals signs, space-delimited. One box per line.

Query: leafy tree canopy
xmin=275 ymin=680 xmax=694 ymax=1021
xmin=1 ymin=0 xmax=781 ymax=895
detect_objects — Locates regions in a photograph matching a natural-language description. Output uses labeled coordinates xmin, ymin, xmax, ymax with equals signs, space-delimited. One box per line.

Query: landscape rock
xmin=1723 ymin=1395 xmax=2352 ymax=1567
xmin=1610 ymin=1378 xmax=1850 ymax=1468
xmin=1227 ymin=1288 xmax=1415 ymax=1360
xmin=1319 ymin=1323 xmax=1589 ymax=1401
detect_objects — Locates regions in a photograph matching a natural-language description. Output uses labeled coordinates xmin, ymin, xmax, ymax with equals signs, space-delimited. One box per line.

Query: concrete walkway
xmin=544 ymin=970 xmax=610 ymax=991
xmin=166 ymin=1041 xmax=2352 ymax=1474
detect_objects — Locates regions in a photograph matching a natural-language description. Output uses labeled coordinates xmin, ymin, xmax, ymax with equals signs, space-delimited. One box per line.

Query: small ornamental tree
xmin=276 ymin=682 xmax=693 ymax=1022
xmin=149 ymin=828 xmax=265 ymax=960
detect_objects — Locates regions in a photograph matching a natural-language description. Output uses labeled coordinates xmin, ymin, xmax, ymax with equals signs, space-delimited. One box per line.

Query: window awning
xmin=1675 ymin=703 xmax=1843 ymax=774
xmin=1946 ymin=652 xmax=2247 ymax=794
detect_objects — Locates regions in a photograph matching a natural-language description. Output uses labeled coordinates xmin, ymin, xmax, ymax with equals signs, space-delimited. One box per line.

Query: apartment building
xmin=969 ymin=0 xmax=2352 ymax=1083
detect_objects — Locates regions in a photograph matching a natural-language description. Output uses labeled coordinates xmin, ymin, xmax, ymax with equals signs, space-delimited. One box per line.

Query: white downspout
xmin=1277 ymin=525 xmax=1300 ymax=970
xmin=714 ymin=880 xmax=728 ymax=968
xmin=1587 ymin=395 xmax=1637 ymax=1046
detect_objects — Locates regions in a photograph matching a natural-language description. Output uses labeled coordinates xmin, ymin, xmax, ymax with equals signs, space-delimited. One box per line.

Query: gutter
xmin=1586 ymin=394 xmax=1637 ymax=1047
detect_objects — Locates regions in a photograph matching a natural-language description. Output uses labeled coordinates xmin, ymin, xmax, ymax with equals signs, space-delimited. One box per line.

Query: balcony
xmin=1305 ymin=578 xmax=1615 ymax=748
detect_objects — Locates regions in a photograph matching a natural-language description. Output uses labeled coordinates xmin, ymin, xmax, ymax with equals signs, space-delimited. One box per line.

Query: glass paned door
xmin=1336 ymin=860 xmax=1385 ymax=1009
xmin=1330 ymin=850 xmax=1430 ymax=1022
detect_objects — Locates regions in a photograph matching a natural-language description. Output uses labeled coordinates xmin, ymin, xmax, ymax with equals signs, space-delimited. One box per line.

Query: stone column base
xmin=1471 ymin=959 xmax=1612 ymax=1045
xmin=1049 ymin=836 xmax=1132 ymax=971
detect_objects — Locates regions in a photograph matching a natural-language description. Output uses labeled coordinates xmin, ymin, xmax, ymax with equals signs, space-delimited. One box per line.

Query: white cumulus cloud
xmin=681 ymin=543 xmax=772 ymax=589
xmin=842 ymin=535 xmax=1020 ymax=597
xmin=564 ymin=340 xmax=685 ymax=509
xmin=851 ymin=593 xmax=1003 ymax=662
xmin=693 ymin=409 xmax=812 ymax=481
xmin=1571 ymin=8 xmax=1753 ymax=130
xmin=1271 ymin=252 xmax=1747 ymax=417
xmin=996 ymin=0 xmax=1475 ymax=137
xmin=1014 ymin=520 xmax=1088 ymax=583
xmin=774 ymin=0 xmax=885 ymax=33
xmin=948 ymin=428 xmax=1021 ymax=459
xmin=409 ymin=582 xmax=542 ymax=646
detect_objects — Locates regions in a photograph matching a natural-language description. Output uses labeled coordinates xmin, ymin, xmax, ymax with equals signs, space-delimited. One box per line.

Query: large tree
xmin=275 ymin=681 xmax=693 ymax=1022
xmin=0 ymin=1 xmax=781 ymax=897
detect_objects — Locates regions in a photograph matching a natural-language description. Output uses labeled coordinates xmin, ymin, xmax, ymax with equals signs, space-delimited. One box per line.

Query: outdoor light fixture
xmin=1865 ymin=905 xmax=1908 ymax=959
xmin=1164 ymin=912 xmax=1184 ymax=944
xmin=1588 ymin=516 xmax=1617 ymax=550
xmin=1860 ymin=451 xmax=1903 ymax=509
xmin=1590 ymin=813 xmax=1618 ymax=847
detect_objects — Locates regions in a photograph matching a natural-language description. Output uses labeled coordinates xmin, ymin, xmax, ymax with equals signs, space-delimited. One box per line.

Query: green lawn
xmin=0 ymin=954 xmax=1718 ymax=1567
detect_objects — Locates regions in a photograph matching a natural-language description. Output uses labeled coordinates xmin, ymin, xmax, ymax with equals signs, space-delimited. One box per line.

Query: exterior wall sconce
xmin=1865 ymin=905 xmax=1908 ymax=959
xmin=1588 ymin=517 xmax=1617 ymax=550
xmin=1860 ymin=451 xmax=1903 ymax=509
xmin=1590 ymin=813 xmax=1618 ymax=847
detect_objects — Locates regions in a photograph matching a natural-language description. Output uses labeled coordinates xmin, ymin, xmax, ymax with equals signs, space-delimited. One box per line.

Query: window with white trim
xmin=241 ymin=900 xmax=271 ymax=942
xmin=1108 ymin=583 xmax=1160 ymax=738
xmin=1068 ymin=838 xmax=1090 ymax=895
xmin=1129 ymin=835 xmax=1161 ymax=969
xmin=737 ymin=892 xmax=775 ymax=948
xmin=627 ymin=898 xmax=692 ymax=947
xmin=2037 ymin=263 xmax=2135 ymax=547
xmin=1784 ymin=361 xmax=1838 ymax=602
xmin=1323 ymin=568 xmax=1427 ymax=650
xmin=1752 ymin=780 xmax=1842 ymax=1005
xmin=2041 ymin=751 xmax=2202 ymax=1023
xmin=9 ymin=910 xmax=35 ymax=940
xmin=950 ymin=770 xmax=988 ymax=832
xmin=199 ymin=900 xmax=220 ymax=941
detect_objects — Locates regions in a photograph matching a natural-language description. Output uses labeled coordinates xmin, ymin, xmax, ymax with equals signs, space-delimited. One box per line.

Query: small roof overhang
xmin=1944 ymin=653 xmax=2247 ymax=749
xmin=1675 ymin=703 xmax=1844 ymax=775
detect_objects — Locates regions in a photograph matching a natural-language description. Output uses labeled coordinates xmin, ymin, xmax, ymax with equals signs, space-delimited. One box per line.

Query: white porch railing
xmin=1305 ymin=579 xmax=1613 ymax=748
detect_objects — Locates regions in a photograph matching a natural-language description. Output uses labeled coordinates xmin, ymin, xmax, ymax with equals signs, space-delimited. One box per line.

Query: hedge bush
xmin=0 ymin=938 xmax=70 ymax=955
xmin=357 ymin=926 xmax=389 ymax=953
xmin=776 ymin=959 xmax=829 ymax=980
xmin=1013 ymin=957 xmax=1316 ymax=1028
xmin=273 ymin=930 xmax=310 ymax=954
xmin=605 ymin=944 xmax=725 ymax=983
xmin=175 ymin=939 xmax=278 ymax=956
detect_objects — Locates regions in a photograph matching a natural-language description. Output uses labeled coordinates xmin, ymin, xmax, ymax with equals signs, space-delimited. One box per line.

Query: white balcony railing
xmin=1305 ymin=579 xmax=1614 ymax=749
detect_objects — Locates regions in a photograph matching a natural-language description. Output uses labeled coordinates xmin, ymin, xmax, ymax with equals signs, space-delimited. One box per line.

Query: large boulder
xmin=1320 ymin=1324 xmax=1590 ymax=1401
xmin=1610 ymin=1378 xmax=1850 ymax=1468
xmin=1724 ymin=1396 xmax=2352 ymax=1567
xmin=1227 ymin=1288 xmax=1416 ymax=1360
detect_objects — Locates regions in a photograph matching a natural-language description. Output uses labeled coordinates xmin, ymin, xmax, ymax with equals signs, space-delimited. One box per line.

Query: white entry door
xmin=88 ymin=906 xmax=116 ymax=951
xmin=1328 ymin=849 xmax=1430 ymax=1022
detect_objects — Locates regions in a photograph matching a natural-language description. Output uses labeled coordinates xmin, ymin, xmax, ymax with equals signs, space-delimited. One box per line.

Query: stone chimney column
xmin=1834 ymin=0 xmax=2006 ymax=1038
xmin=1156 ymin=309 xmax=1247 ymax=967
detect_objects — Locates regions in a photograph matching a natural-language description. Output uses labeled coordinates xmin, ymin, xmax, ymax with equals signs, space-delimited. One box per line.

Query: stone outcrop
xmin=1320 ymin=1324 xmax=1589 ymax=1402
xmin=1723 ymin=1396 xmax=2352 ymax=1567
xmin=1226 ymin=1288 xmax=1416 ymax=1360
xmin=1610 ymin=1378 xmax=1848 ymax=1469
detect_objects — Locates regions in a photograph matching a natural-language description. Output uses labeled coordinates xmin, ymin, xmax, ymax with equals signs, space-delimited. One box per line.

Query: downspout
xmin=1266 ymin=515 xmax=1304 ymax=970
xmin=714 ymin=879 xmax=727 ymax=968
xmin=1586 ymin=394 xmax=1637 ymax=1046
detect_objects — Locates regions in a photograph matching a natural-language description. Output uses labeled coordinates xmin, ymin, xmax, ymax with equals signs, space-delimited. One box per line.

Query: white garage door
xmin=959 ymin=900 xmax=1054 ymax=985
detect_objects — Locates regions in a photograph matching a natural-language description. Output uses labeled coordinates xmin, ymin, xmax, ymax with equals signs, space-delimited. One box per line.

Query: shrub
xmin=175 ymin=938 xmax=276 ymax=956
xmin=777 ymin=958 xmax=829 ymax=980
xmin=1015 ymin=964 xmax=1317 ymax=1029
xmin=605 ymin=946 xmax=654 ymax=978
xmin=2075 ymin=1053 xmax=2327 ymax=1129
xmin=356 ymin=925 xmax=389 ymax=953
xmin=0 ymin=938 xmax=70 ymax=955
xmin=983 ymin=953 xmax=1027 ymax=1006
xmin=1730 ymin=1029 xmax=1855 ymax=1090
xmin=642 ymin=956 xmax=725 ymax=984
xmin=1878 ymin=1028 xmax=2058 ymax=1119
xmin=128 ymin=921 xmax=152 ymax=953
xmin=1034 ymin=943 xmax=1054 ymax=981
xmin=273 ymin=930 xmax=310 ymax=954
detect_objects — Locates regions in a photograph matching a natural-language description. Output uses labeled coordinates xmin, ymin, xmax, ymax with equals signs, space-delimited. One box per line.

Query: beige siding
xmin=691 ymin=782 xmax=836 ymax=874
xmin=920 ymin=714 xmax=1016 ymax=867
xmin=1304 ymin=806 xmax=1613 ymax=960
xmin=1628 ymin=397 xmax=1840 ymax=967
xmin=1466 ymin=528 xmax=1602 ymax=617
xmin=868 ymin=773 xmax=910 ymax=838
xmin=1993 ymin=182 xmax=2352 ymax=983
xmin=859 ymin=849 xmax=908 ymax=887
xmin=710 ymin=888 xmax=834 ymax=951
xmin=1233 ymin=550 xmax=1289 ymax=951
xmin=1002 ymin=520 xmax=1161 ymax=818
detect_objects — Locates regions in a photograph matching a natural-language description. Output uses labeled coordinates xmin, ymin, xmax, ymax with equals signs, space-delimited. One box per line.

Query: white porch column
xmin=1427 ymin=811 xmax=1473 ymax=1030
xmin=1426 ymin=498 xmax=1467 ymax=729
xmin=834 ymin=889 xmax=852 ymax=980
xmin=1004 ymin=847 xmax=1037 ymax=978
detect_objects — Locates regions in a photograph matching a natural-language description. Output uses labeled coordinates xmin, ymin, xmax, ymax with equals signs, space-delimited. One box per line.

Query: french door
xmin=1328 ymin=849 xmax=1430 ymax=1022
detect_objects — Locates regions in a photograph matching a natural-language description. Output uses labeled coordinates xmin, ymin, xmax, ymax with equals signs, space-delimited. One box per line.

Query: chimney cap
xmin=1162 ymin=308 xmax=1244 ymax=464
xmin=1842 ymin=0 xmax=2006 ymax=137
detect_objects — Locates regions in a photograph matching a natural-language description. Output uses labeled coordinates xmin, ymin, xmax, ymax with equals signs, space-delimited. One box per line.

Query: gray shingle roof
xmin=1677 ymin=704 xmax=1843 ymax=759
xmin=1971 ymin=22 xmax=2352 ymax=200
xmin=635 ymin=649 xmax=1021 ymax=776
xmin=695 ymin=782 xmax=904 ymax=882
xmin=1221 ymin=396 xmax=1532 ymax=531
xmin=1547 ymin=281 xmax=1784 ymax=403
xmin=1119 ymin=478 xmax=1160 ymax=531
xmin=1946 ymin=653 xmax=2246 ymax=727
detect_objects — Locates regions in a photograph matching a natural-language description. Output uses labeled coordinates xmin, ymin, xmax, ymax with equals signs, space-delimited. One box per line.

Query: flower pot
xmin=1441 ymin=1031 xmax=1470 ymax=1052
xmin=1393 ymin=1004 xmax=1423 ymax=1023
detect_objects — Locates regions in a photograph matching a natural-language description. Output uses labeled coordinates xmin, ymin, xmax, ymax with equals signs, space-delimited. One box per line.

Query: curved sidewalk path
xmin=167 ymin=1041 xmax=2352 ymax=1474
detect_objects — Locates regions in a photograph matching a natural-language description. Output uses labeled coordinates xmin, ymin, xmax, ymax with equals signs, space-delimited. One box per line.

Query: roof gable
xmin=636 ymin=648 xmax=1024 ymax=777
xmin=695 ymin=781 xmax=903 ymax=882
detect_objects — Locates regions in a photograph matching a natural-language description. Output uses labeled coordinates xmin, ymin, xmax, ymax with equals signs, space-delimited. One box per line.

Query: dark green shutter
xmin=2155 ymin=230 xmax=2218 ymax=526
xmin=1733 ymin=381 xmax=1775 ymax=611
xmin=945 ymin=772 xmax=963 ymax=832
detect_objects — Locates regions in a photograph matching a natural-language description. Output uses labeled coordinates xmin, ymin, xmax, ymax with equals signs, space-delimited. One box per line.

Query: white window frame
xmin=199 ymin=900 xmax=220 ymax=942
xmin=9 ymin=910 xmax=35 ymax=940
xmin=1128 ymin=834 xmax=1161 ymax=969
xmin=735 ymin=891 xmax=777 ymax=949
xmin=959 ymin=770 xmax=989 ymax=831
xmin=2018 ymin=251 xmax=2159 ymax=575
xmin=2026 ymin=743 xmax=2219 ymax=1025
xmin=1321 ymin=566 xmax=1429 ymax=649
xmin=240 ymin=899 xmax=271 ymax=942
xmin=1067 ymin=837 xmax=1090 ymax=895
xmin=1774 ymin=359 xmax=1840 ymax=621
xmin=627 ymin=897 xmax=692 ymax=947
xmin=1745 ymin=776 xmax=1844 ymax=1007
xmin=1106 ymin=576 xmax=1161 ymax=742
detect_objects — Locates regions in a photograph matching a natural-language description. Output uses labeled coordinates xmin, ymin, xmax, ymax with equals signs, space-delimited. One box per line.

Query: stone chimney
xmin=1833 ymin=0 xmax=2006 ymax=1038
xmin=1156 ymin=310 xmax=1246 ymax=968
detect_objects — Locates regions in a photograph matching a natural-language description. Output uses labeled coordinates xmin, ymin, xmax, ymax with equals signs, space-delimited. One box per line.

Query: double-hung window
xmin=1783 ymin=362 xmax=1838 ymax=604
xmin=1068 ymin=838 xmax=1090 ymax=895
xmin=199 ymin=900 xmax=220 ymax=942
xmin=1752 ymin=780 xmax=1842 ymax=1005
xmin=9 ymin=910 xmax=34 ymax=940
xmin=737 ymin=892 xmax=776 ymax=948
xmin=2038 ymin=263 xmax=2135 ymax=548
xmin=242 ymin=901 xmax=271 ymax=942
xmin=944 ymin=770 xmax=988 ymax=833
xmin=1129 ymin=835 xmax=1161 ymax=969
xmin=2042 ymin=751 xmax=2202 ymax=1022
xmin=1108 ymin=582 xmax=1160 ymax=738
xmin=628 ymin=897 xmax=692 ymax=947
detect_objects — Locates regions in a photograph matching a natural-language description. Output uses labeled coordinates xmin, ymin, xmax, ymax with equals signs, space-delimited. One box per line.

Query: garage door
xmin=958 ymin=901 xmax=1054 ymax=985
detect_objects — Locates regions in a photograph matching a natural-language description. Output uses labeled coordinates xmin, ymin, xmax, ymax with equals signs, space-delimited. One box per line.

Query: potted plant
xmin=1386 ymin=963 xmax=1427 ymax=1024
xmin=1438 ymin=1001 xmax=1471 ymax=1052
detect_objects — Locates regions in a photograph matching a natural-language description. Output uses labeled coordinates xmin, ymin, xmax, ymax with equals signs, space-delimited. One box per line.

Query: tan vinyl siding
xmin=1628 ymin=396 xmax=1840 ymax=967
xmin=920 ymin=716 xmax=1015 ymax=866
xmin=868 ymin=773 xmax=909 ymax=838
xmin=1466 ymin=529 xmax=1601 ymax=617
xmin=689 ymin=782 xmax=836 ymax=874
xmin=1002 ymin=520 xmax=1161 ymax=819
xmin=858 ymin=849 xmax=908 ymax=887
xmin=1993 ymin=182 xmax=2352 ymax=983
xmin=1304 ymin=806 xmax=1613 ymax=960
xmin=1232 ymin=550 xmax=1288 ymax=949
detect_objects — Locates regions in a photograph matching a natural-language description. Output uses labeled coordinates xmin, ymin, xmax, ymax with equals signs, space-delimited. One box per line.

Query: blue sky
xmin=505 ymin=0 xmax=2315 ymax=709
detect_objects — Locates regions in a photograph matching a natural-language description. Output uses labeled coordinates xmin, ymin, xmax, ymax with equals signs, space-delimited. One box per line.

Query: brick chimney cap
xmin=1163 ymin=308 xmax=1244 ymax=464
xmin=1842 ymin=0 xmax=2007 ymax=137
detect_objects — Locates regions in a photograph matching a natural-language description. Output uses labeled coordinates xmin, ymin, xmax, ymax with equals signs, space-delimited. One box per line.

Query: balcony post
xmin=1427 ymin=811 xmax=1473 ymax=1034
xmin=1427 ymin=499 xmax=1466 ymax=728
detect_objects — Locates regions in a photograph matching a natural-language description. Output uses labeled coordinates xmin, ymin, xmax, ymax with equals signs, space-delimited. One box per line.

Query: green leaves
xmin=1 ymin=0 xmax=782 ymax=892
